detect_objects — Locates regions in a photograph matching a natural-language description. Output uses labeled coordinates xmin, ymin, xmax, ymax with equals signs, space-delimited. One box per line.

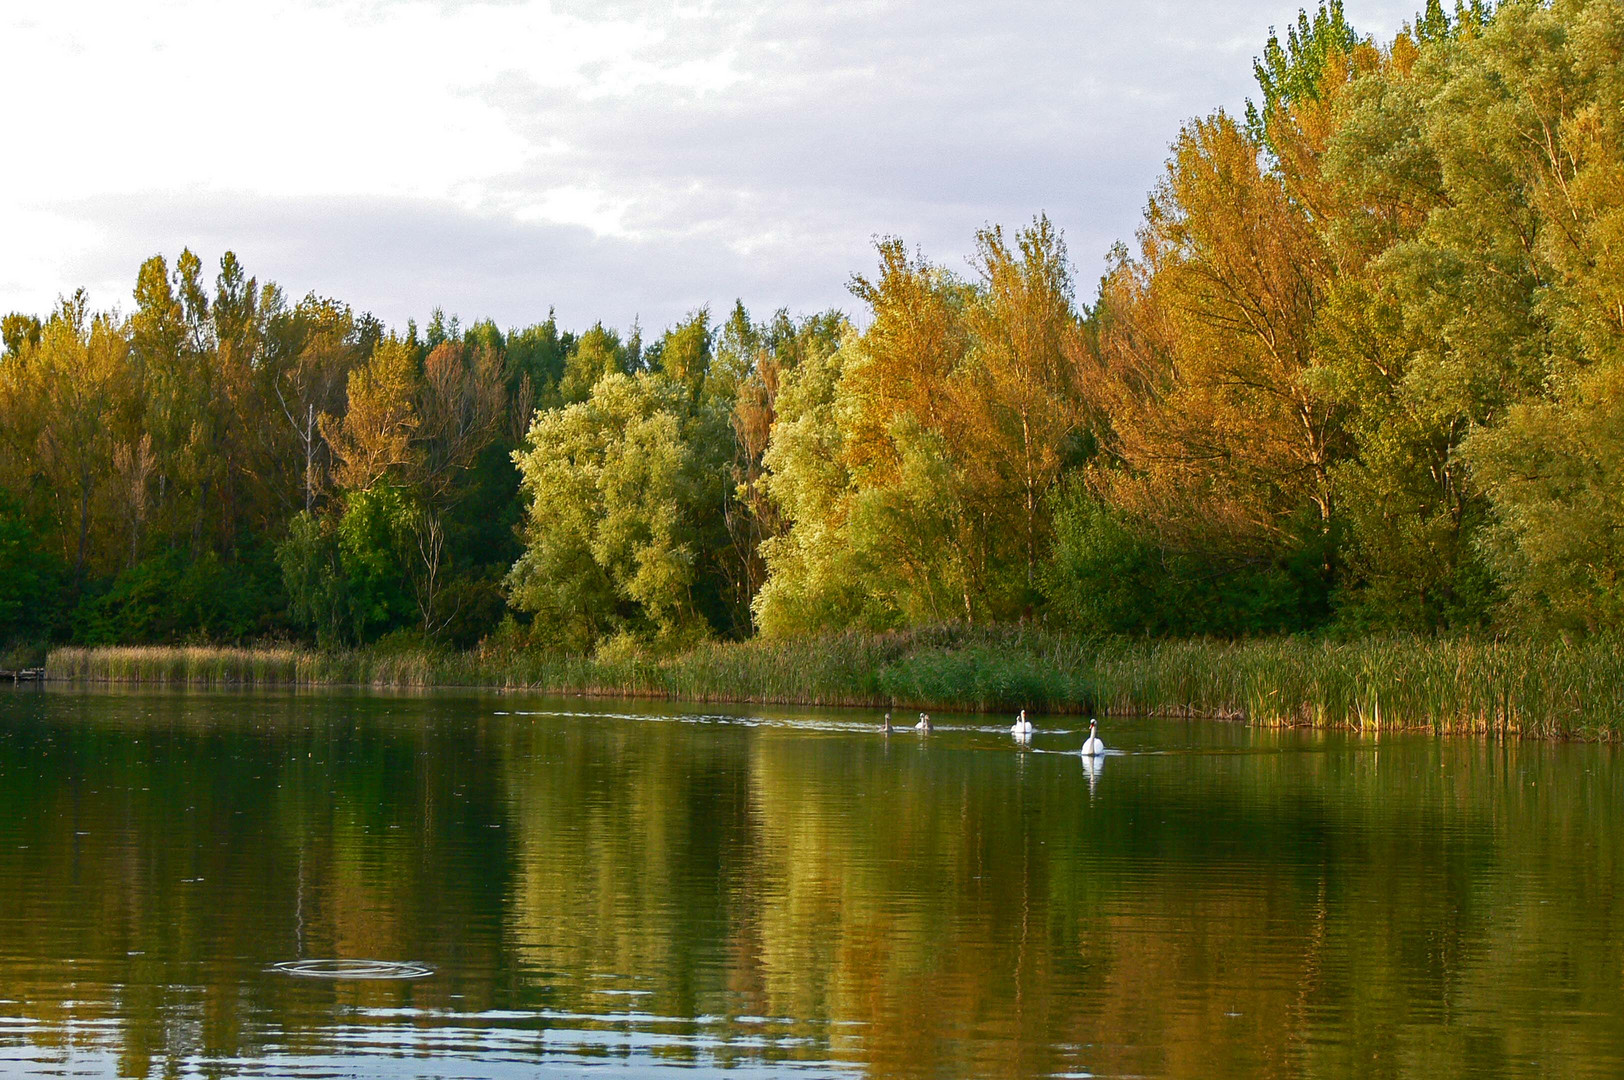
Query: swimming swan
xmin=1011 ymin=709 xmax=1034 ymax=736
xmin=915 ymin=712 xmax=933 ymax=731
xmin=1081 ymin=719 xmax=1105 ymax=757
xmin=881 ymin=711 xmax=893 ymax=733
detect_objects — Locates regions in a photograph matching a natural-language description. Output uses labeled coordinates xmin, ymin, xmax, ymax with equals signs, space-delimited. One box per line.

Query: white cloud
xmin=0 ymin=0 xmax=1425 ymax=332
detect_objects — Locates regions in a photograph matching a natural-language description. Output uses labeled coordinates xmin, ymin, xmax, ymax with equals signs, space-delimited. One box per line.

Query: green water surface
xmin=0 ymin=686 xmax=1619 ymax=1078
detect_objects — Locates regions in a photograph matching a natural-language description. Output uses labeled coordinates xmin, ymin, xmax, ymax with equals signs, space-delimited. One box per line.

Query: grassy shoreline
xmin=39 ymin=629 xmax=1624 ymax=740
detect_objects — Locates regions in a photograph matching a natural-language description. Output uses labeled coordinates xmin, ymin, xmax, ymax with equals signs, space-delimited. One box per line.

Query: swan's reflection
xmin=1081 ymin=749 xmax=1105 ymax=796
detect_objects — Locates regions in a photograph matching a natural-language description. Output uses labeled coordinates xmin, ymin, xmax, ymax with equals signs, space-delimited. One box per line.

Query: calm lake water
xmin=0 ymin=687 xmax=1620 ymax=1079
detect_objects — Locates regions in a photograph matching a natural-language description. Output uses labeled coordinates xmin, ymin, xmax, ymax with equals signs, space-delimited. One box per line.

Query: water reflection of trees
xmin=0 ymin=690 xmax=516 ymax=1075
xmin=501 ymin=720 xmax=1624 ymax=1079
xmin=0 ymin=692 xmax=1621 ymax=1079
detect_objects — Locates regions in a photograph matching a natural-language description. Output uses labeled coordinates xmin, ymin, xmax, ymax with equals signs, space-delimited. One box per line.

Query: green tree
xmin=277 ymin=510 xmax=349 ymax=647
xmin=752 ymin=333 xmax=879 ymax=636
xmin=720 ymin=305 xmax=848 ymax=632
xmin=1310 ymin=0 xmax=1611 ymax=628
xmin=0 ymin=496 xmax=64 ymax=645
xmin=1453 ymin=0 xmax=1624 ymax=631
xmin=557 ymin=323 xmax=632 ymax=404
xmin=336 ymin=486 xmax=417 ymax=643
xmin=509 ymin=342 xmax=733 ymax=650
xmin=1246 ymin=0 xmax=1359 ymax=153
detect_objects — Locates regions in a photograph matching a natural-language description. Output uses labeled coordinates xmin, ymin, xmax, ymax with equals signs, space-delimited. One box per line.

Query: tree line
xmin=3 ymin=0 xmax=1622 ymax=655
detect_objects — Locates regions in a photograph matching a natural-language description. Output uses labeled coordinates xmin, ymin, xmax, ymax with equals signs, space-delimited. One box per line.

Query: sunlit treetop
xmin=1245 ymin=0 xmax=1360 ymax=149
xmin=1245 ymin=0 xmax=1498 ymax=157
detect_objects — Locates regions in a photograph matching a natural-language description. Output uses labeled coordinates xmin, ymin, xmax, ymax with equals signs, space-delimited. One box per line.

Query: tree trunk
xmin=304 ymin=403 xmax=315 ymax=513
xmin=76 ymin=466 xmax=92 ymax=578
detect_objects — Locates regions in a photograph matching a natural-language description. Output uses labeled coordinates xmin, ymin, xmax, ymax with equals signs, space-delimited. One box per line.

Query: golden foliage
xmin=1087 ymin=113 xmax=1342 ymax=553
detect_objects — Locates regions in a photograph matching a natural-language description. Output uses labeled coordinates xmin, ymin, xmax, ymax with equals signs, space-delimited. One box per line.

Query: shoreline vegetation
xmin=41 ymin=631 xmax=1624 ymax=740
xmin=10 ymin=2 xmax=1624 ymax=749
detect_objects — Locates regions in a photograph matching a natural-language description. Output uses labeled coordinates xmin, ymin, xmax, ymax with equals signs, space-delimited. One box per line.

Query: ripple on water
xmin=270 ymin=960 xmax=435 ymax=981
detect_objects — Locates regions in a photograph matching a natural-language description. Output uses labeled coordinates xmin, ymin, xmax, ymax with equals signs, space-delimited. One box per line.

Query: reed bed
xmin=44 ymin=630 xmax=1624 ymax=739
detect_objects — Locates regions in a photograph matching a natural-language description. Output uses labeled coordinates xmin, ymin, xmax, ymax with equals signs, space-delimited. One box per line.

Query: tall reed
xmin=44 ymin=631 xmax=1624 ymax=738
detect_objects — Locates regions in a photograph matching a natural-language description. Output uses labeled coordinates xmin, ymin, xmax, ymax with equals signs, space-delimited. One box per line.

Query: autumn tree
xmin=29 ymin=292 xmax=130 ymax=578
xmin=1 ymin=314 xmax=41 ymax=357
xmin=1085 ymin=113 xmax=1343 ymax=568
xmin=322 ymin=337 xmax=420 ymax=493
xmin=962 ymin=217 xmax=1089 ymax=597
xmin=755 ymin=222 xmax=1084 ymax=634
xmin=416 ymin=341 xmax=507 ymax=502
xmin=264 ymin=295 xmax=367 ymax=513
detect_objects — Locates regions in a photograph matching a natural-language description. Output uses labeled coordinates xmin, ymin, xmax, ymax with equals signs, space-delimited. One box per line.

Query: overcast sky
xmin=1 ymin=0 xmax=1421 ymax=335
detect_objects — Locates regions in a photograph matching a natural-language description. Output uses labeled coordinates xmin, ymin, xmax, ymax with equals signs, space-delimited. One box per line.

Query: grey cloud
xmin=52 ymin=190 xmax=861 ymax=334
xmin=466 ymin=0 xmax=1424 ymax=285
xmin=19 ymin=0 xmax=1428 ymax=332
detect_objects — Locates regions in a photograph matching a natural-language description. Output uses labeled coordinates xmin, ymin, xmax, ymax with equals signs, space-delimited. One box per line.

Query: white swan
xmin=1081 ymin=719 xmax=1105 ymax=757
xmin=1010 ymin=709 xmax=1034 ymax=737
xmin=915 ymin=712 xmax=933 ymax=731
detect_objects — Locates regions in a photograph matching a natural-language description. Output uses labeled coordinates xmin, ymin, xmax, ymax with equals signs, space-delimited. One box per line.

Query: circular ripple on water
xmin=270 ymin=959 xmax=435 ymax=980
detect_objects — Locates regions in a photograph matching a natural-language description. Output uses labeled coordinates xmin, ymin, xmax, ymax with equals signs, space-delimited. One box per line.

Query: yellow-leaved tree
xmin=754 ymin=218 xmax=1086 ymax=634
xmin=1086 ymin=111 xmax=1344 ymax=562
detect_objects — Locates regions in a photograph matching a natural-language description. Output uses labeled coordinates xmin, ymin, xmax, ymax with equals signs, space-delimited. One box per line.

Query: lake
xmin=0 ymin=686 xmax=1619 ymax=1079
